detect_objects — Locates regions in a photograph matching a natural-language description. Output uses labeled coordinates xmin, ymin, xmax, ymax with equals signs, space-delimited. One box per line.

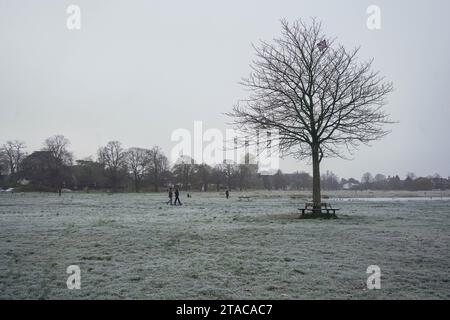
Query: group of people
xmin=166 ymin=188 xmax=230 ymax=205
xmin=166 ymin=187 xmax=182 ymax=205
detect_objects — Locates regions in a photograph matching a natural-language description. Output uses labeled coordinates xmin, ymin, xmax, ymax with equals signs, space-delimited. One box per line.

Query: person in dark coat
xmin=174 ymin=188 xmax=182 ymax=205
xmin=225 ymin=189 xmax=229 ymax=199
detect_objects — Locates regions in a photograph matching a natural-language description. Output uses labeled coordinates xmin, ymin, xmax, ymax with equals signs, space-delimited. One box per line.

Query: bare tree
xmin=44 ymin=135 xmax=72 ymax=164
xmin=0 ymin=151 xmax=8 ymax=176
xmin=406 ymin=172 xmax=416 ymax=180
xmin=236 ymin=163 xmax=252 ymax=191
xmin=273 ymin=169 xmax=288 ymax=190
xmin=374 ymin=173 xmax=386 ymax=183
xmin=361 ymin=172 xmax=374 ymax=188
xmin=43 ymin=135 xmax=73 ymax=195
xmin=228 ymin=19 xmax=393 ymax=211
xmin=98 ymin=141 xmax=127 ymax=191
xmin=147 ymin=146 xmax=169 ymax=192
xmin=1 ymin=140 xmax=27 ymax=175
xmin=126 ymin=147 xmax=150 ymax=192
xmin=172 ymin=155 xmax=195 ymax=191
xmin=321 ymin=170 xmax=340 ymax=190
xmin=211 ymin=165 xmax=225 ymax=191
xmin=219 ymin=159 xmax=237 ymax=190
xmin=194 ymin=163 xmax=212 ymax=191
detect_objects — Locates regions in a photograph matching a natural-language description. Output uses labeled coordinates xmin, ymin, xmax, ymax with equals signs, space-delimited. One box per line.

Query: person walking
xmin=167 ymin=188 xmax=173 ymax=205
xmin=225 ymin=189 xmax=229 ymax=199
xmin=174 ymin=188 xmax=182 ymax=206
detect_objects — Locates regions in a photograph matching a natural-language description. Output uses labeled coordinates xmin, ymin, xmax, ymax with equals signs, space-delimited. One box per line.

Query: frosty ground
xmin=0 ymin=190 xmax=449 ymax=299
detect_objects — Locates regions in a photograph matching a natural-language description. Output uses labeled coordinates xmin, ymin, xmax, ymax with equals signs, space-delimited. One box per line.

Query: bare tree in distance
xmin=43 ymin=135 xmax=73 ymax=195
xmin=172 ymin=155 xmax=195 ymax=191
xmin=147 ymin=146 xmax=169 ymax=192
xmin=219 ymin=159 xmax=237 ymax=190
xmin=195 ymin=163 xmax=212 ymax=191
xmin=227 ymin=19 xmax=393 ymax=211
xmin=44 ymin=135 xmax=72 ymax=164
xmin=1 ymin=140 xmax=27 ymax=175
xmin=374 ymin=173 xmax=387 ymax=183
xmin=211 ymin=165 xmax=225 ymax=191
xmin=0 ymin=151 xmax=8 ymax=176
xmin=126 ymin=147 xmax=150 ymax=192
xmin=98 ymin=141 xmax=127 ymax=191
xmin=361 ymin=172 xmax=374 ymax=186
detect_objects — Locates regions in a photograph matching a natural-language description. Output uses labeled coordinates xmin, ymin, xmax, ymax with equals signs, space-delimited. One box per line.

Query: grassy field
xmin=0 ymin=190 xmax=449 ymax=299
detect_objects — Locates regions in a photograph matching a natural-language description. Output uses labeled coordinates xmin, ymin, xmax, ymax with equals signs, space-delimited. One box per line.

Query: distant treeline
xmin=1 ymin=136 xmax=449 ymax=192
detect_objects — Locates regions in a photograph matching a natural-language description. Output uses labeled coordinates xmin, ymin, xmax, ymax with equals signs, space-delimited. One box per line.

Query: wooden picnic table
xmin=299 ymin=202 xmax=340 ymax=215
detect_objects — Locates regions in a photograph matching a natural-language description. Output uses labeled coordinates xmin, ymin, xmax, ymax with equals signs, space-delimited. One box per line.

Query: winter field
xmin=0 ymin=190 xmax=449 ymax=299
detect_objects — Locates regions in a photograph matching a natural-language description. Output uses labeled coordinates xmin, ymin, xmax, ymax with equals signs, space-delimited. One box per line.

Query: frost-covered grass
xmin=0 ymin=191 xmax=449 ymax=299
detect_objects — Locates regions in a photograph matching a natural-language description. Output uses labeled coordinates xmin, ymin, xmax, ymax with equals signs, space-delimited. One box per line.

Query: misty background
xmin=1 ymin=0 xmax=449 ymax=179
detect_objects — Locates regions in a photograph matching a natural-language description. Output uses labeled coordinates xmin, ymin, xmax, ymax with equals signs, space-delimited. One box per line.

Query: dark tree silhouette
xmin=98 ymin=141 xmax=127 ymax=191
xmin=126 ymin=147 xmax=150 ymax=192
xmin=228 ymin=19 xmax=393 ymax=211
xmin=1 ymin=140 xmax=27 ymax=175
xmin=195 ymin=163 xmax=212 ymax=191
xmin=20 ymin=151 xmax=54 ymax=189
xmin=172 ymin=155 xmax=195 ymax=191
xmin=219 ymin=160 xmax=237 ymax=191
xmin=43 ymin=135 xmax=73 ymax=195
xmin=147 ymin=146 xmax=169 ymax=192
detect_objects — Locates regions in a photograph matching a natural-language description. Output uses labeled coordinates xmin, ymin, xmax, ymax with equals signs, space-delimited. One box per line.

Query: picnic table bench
xmin=298 ymin=202 xmax=340 ymax=216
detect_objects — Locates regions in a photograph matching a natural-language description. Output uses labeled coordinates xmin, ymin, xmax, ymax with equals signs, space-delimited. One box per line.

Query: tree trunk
xmin=154 ymin=173 xmax=159 ymax=192
xmin=312 ymin=146 xmax=321 ymax=212
xmin=112 ymin=173 xmax=117 ymax=192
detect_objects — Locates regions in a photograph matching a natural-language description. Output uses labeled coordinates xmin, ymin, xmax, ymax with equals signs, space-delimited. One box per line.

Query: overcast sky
xmin=1 ymin=0 xmax=449 ymax=179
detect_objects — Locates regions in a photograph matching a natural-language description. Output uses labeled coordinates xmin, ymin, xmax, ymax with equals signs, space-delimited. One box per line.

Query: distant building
xmin=342 ymin=182 xmax=359 ymax=190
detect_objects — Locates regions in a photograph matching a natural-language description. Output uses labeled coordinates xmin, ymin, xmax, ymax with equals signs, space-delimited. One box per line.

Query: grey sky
xmin=1 ymin=0 xmax=449 ymax=179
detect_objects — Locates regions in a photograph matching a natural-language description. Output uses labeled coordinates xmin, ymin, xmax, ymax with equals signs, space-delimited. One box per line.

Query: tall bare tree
xmin=1 ymin=140 xmax=27 ymax=175
xmin=98 ymin=141 xmax=127 ymax=191
xmin=228 ymin=19 xmax=393 ymax=211
xmin=43 ymin=135 xmax=73 ymax=195
xmin=126 ymin=147 xmax=150 ymax=192
xmin=0 ymin=151 xmax=8 ymax=176
xmin=172 ymin=155 xmax=195 ymax=191
xmin=361 ymin=172 xmax=374 ymax=186
xmin=211 ymin=165 xmax=225 ymax=191
xmin=194 ymin=163 xmax=212 ymax=191
xmin=219 ymin=159 xmax=237 ymax=190
xmin=147 ymin=146 xmax=169 ymax=192
xmin=236 ymin=163 xmax=252 ymax=191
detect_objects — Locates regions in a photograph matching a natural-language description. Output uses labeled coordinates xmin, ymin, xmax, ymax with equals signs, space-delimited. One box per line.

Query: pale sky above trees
xmin=1 ymin=0 xmax=449 ymax=178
